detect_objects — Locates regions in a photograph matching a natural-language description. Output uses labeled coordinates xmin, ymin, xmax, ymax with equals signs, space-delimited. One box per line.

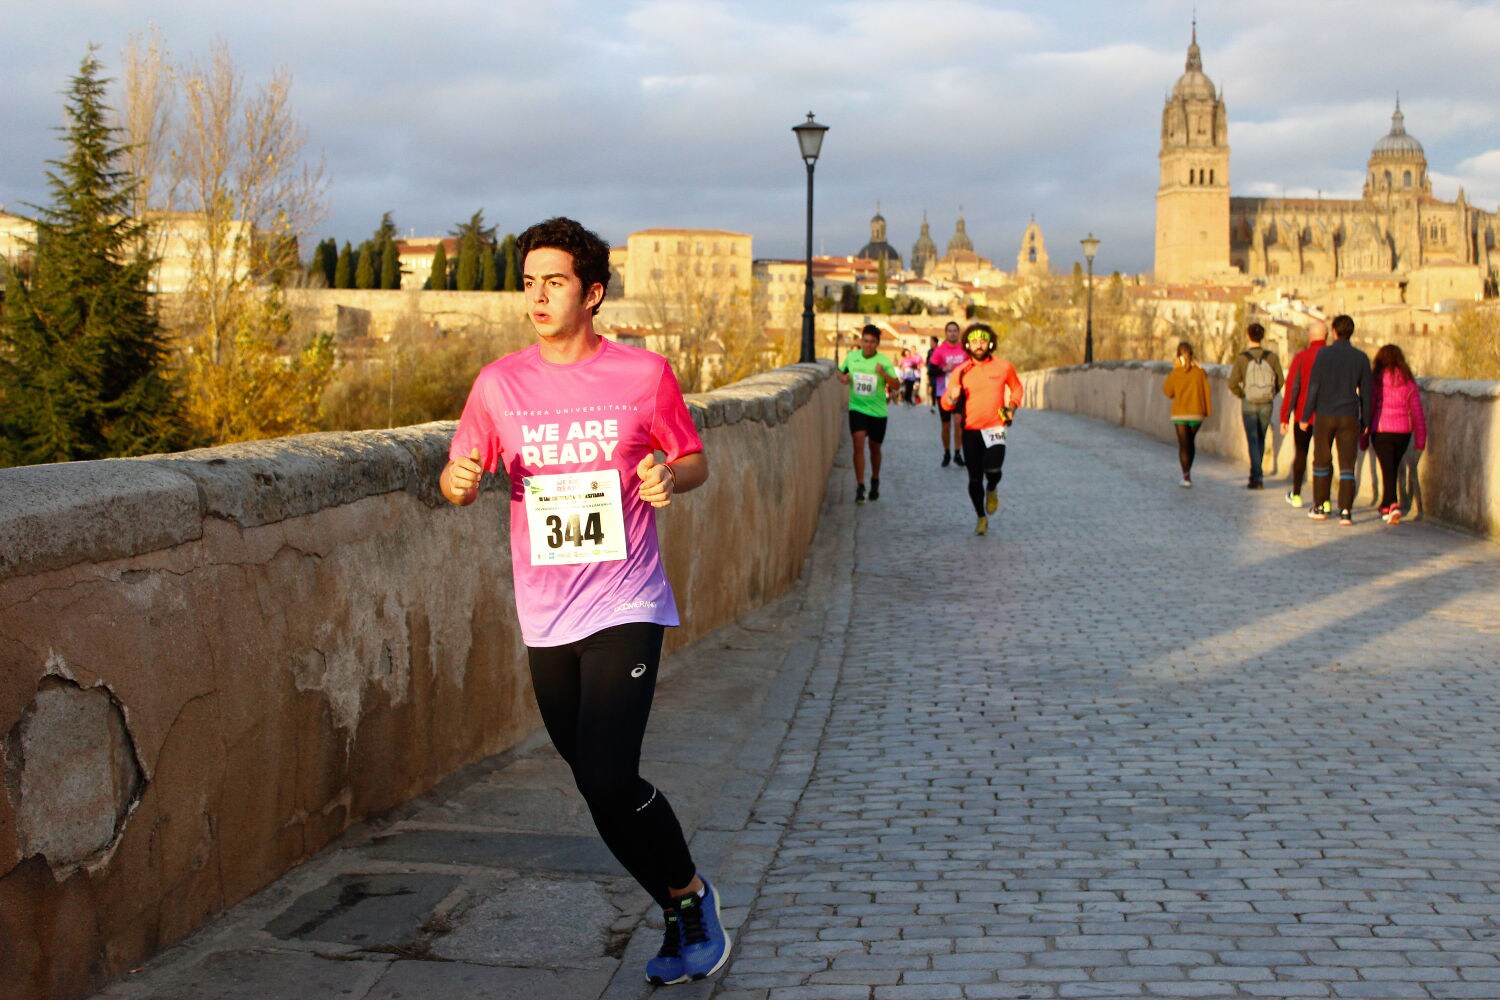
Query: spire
xmin=1390 ymin=97 xmax=1407 ymax=136
xmin=1186 ymin=18 xmax=1202 ymax=72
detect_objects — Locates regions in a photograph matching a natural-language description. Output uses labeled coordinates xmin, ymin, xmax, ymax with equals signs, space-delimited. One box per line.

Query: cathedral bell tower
xmin=1154 ymin=23 xmax=1231 ymax=283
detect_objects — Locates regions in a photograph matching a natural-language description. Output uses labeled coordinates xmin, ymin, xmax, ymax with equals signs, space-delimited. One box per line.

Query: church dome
xmin=1171 ymin=25 xmax=1217 ymax=102
xmin=1371 ymin=101 xmax=1424 ymax=158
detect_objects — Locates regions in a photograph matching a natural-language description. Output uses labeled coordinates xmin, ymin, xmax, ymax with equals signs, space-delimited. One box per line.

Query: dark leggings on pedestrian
xmin=1290 ymin=422 xmax=1314 ymax=495
xmin=1371 ymin=431 xmax=1411 ymax=509
xmin=1173 ymin=421 xmax=1200 ymax=476
xmin=961 ymin=428 xmax=1006 ymax=516
xmin=1312 ymin=414 xmax=1360 ymax=511
xmin=527 ymin=621 xmax=695 ymax=908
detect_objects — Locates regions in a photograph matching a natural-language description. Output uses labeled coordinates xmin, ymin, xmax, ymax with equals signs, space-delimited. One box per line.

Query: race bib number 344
xmin=524 ymin=469 xmax=628 ymax=566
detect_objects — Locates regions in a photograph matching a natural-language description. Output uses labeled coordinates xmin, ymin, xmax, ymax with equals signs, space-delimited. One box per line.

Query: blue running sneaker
xmin=677 ymin=880 xmax=731 ymax=981
xmin=645 ymin=907 xmax=687 ymax=985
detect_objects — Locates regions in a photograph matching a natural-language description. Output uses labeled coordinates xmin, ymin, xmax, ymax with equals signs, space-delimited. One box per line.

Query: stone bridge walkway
xmin=94 ymin=408 xmax=1500 ymax=1000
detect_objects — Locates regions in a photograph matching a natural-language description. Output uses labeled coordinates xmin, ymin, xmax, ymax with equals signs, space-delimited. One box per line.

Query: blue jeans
xmin=1241 ymin=402 xmax=1273 ymax=483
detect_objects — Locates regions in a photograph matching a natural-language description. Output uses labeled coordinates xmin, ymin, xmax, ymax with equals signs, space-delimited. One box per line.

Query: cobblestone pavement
xmin=91 ymin=407 xmax=1500 ymax=1000
xmin=713 ymin=407 xmax=1500 ymax=1000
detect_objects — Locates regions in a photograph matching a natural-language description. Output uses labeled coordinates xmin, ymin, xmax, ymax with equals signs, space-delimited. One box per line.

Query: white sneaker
xmin=1179 ymin=477 xmax=1192 ymax=488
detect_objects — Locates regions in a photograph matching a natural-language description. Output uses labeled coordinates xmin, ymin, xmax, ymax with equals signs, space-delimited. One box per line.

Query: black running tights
xmin=961 ymin=429 xmax=1007 ymax=516
xmin=527 ymin=621 xmax=695 ymax=908
xmin=1174 ymin=422 xmax=1199 ymax=475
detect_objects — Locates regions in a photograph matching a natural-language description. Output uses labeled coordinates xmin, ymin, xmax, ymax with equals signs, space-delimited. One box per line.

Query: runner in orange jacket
xmin=940 ymin=323 xmax=1024 ymax=535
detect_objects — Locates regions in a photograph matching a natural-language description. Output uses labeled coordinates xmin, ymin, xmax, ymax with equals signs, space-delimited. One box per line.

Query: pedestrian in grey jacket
xmin=1226 ymin=323 xmax=1284 ymax=489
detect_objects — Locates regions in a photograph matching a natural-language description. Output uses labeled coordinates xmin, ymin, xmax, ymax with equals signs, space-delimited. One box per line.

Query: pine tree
xmin=381 ymin=239 xmax=400 ymax=290
xmin=355 ymin=239 xmax=376 ymax=289
xmin=0 ymin=50 xmax=182 ymax=466
xmin=334 ymin=241 xmax=353 ymax=288
xmin=428 ymin=242 xmax=448 ymax=290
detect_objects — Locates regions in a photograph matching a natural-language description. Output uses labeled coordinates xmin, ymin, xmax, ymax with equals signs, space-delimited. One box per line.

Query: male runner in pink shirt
xmin=440 ymin=217 xmax=728 ymax=986
xmin=930 ymin=321 xmax=970 ymax=467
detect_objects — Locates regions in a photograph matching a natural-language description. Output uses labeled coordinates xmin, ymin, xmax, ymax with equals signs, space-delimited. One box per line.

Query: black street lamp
xmin=1080 ymin=233 xmax=1100 ymax=365
xmin=793 ymin=112 xmax=828 ymax=363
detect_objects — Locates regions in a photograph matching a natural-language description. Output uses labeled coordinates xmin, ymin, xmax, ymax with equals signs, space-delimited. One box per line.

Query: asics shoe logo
xmin=631 ymin=664 xmax=647 ymax=678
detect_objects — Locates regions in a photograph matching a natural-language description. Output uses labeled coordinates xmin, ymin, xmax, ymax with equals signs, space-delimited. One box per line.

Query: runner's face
xmin=967 ymin=335 xmax=992 ymax=360
xmin=861 ymin=333 xmax=879 ymax=356
xmin=945 ymin=325 xmax=960 ymax=344
xmin=523 ymin=247 xmax=602 ymax=340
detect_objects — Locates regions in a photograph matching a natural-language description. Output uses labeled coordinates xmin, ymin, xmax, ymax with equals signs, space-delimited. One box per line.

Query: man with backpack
xmin=1227 ymin=322 xmax=1284 ymax=489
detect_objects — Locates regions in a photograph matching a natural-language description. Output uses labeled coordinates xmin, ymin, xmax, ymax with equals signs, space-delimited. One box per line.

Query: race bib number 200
xmin=981 ymin=426 xmax=1008 ymax=448
xmin=524 ymin=469 xmax=628 ymax=565
xmin=851 ymin=372 xmax=878 ymax=396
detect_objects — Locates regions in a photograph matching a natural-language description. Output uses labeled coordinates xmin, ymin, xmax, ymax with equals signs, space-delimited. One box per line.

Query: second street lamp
xmin=792 ymin=112 xmax=828 ymax=363
xmin=1081 ymin=233 xmax=1100 ymax=365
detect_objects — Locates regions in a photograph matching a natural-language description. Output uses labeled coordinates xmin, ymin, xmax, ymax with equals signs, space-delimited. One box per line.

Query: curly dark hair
xmin=516 ymin=217 xmax=612 ymax=315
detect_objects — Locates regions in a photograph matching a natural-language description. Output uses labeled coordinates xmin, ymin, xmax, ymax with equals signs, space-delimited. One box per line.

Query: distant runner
xmin=837 ymin=323 xmax=900 ymax=503
xmin=941 ymin=323 xmax=1024 ymax=535
xmin=930 ymin=321 xmax=970 ymax=467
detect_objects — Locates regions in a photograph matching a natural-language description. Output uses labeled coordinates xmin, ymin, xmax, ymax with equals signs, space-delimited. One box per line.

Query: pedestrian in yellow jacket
xmin=1162 ymin=341 xmax=1211 ymax=487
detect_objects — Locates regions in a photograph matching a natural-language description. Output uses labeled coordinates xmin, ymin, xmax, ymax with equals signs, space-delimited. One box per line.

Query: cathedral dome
xmin=1371 ymin=101 xmax=1424 ymax=158
xmin=1171 ymin=25 xmax=1217 ymax=102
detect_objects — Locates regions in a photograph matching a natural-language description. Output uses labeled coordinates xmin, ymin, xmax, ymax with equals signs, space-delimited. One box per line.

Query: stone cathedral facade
xmin=1154 ymin=25 xmax=1498 ymax=305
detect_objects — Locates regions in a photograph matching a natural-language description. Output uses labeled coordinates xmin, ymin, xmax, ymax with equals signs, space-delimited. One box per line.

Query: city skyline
xmin=3 ymin=1 xmax=1500 ymax=275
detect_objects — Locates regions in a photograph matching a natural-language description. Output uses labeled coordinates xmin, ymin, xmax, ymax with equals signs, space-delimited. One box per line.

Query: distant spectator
xmin=1227 ymin=322 xmax=1284 ymax=489
xmin=1362 ymin=344 xmax=1427 ymax=526
xmin=1163 ymin=341 xmax=1211 ymax=488
xmin=1279 ymin=320 xmax=1328 ymax=508
xmin=1300 ymin=314 xmax=1373 ymax=525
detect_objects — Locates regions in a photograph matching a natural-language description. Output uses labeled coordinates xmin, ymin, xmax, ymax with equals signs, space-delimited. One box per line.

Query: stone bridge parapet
xmin=1021 ymin=360 xmax=1500 ymax=538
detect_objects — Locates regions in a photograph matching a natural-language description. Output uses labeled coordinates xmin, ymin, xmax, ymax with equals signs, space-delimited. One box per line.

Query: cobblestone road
xmin=714 ymin=406 xmax=1500 ymax=1000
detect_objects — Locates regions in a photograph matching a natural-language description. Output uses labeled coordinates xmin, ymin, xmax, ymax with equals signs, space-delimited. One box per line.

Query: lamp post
xmin=1080 ymin=233 xmax=1100 ymax=365
xmin=792 ymin=112 xmax=828 ymax=363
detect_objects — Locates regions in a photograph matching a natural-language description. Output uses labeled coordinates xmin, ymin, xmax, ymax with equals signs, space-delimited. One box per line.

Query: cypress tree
xmin=308 ymin=239 xmax=335 ymax=287
xmin=481 ymin=246 xmax=500 ymax=291
xmin=381 ymin=239 xmax=400 ymax=289
xmin=0 ymin=50 xmax=182 ymax=465
xmin=455 ymin=230 xmax=480 ymax=291
xmin=355 ymin=239 xmax=376 ymax=289
xmin=428 ymin=242 xmax=447 ymax=290
xmin=500 ymin=233 xmax=520 ymax=290
xmin=334 ymin=241 xmax=353 ymax=288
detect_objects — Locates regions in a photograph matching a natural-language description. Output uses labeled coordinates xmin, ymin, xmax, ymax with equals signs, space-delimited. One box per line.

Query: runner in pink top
xmin=448 ymin=336 xmax=701 ymax=645
xmin=930 ymin=321 xmax=971 ymax=466
xmin=440 ymin=218 xmax=730 ymax=986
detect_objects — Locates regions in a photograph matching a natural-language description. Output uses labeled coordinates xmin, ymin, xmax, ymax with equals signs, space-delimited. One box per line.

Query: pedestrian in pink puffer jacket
xmin=1361 ymin=344 xmax=1426 ymax=525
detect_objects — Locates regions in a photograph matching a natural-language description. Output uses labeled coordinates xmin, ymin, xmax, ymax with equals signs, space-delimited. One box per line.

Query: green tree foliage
xmin=380 ymin=239 xmax=400 ymax=290
xmin=481 ymin=247 xmax=500 ymax=291
xmin=456 ymin=231 xmax=480 ymax=291
xmin=500 ymin=233 xmax=520 ymax=290
xmin=0 ymin=51 xmax=183 ymax=466
xmin=355 ymin=239 xmax=376 ymax=289
xmin=308 ymin=238 xmax=336 ymax=287
xmin=428 ymin=242 xmax=448 ymax=290
xmin=876 ymin=255 xmax=888 ymax=299
xmin=839 ymin=283 xmax=858 ymax=312
xmin=334 ymin=241 xmax=353 ymax=288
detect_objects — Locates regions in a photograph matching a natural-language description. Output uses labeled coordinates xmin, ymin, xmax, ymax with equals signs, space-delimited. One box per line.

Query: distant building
xmin=909 ymin=213 xmax=938 ymax=278
xmin=1154 ymin=22 xmax=1499 ymax=303
xmin=396 ymin=237 xmax=460 ymax=290
xmin=622 ymin=228 xmax=752 ymax=299
xmin=856 ymin=206 xmax=903 ymax=269
xmin=1015 ymin=219 xmax=1051 ymax=279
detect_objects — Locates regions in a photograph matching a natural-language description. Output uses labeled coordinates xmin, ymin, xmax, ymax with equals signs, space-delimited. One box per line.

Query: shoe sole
xmin=985 ymin=494 xmax=998 ymax=514
xmin=1388 ymin=513 xmax=1401 ymax=525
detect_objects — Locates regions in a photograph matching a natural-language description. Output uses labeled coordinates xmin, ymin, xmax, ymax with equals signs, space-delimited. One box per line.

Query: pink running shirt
xmin=449 ymin=338 xmax=703 ymax=646
xmin=930 ymin=341 xmax=969 ymax=397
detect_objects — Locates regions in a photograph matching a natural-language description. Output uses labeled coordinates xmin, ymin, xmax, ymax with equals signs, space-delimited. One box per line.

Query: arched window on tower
xmin=1210 ymin=168 xmax=1215 ymax=184
xmin=1404 ymin=170 xmax=1412 ymax=188
xmin=1384 ymin=170 xmax=1392 ymax=188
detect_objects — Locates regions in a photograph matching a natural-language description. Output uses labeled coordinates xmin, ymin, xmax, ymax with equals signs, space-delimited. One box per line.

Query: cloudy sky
xmin=4 ymin=0 xmax=1500 ymax=275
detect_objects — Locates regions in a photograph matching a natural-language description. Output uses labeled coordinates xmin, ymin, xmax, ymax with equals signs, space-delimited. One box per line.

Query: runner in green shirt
xmin=837 ymin=324 xmax=900 ymax=503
